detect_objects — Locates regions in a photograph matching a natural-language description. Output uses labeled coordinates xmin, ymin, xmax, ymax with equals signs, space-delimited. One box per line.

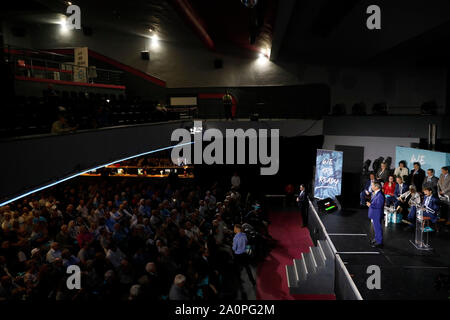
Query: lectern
xmin=409 ymin=209 xmax=433 ymax=251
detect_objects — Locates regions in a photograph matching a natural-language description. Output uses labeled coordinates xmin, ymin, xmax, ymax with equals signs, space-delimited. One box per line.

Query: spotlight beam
xmin=0 ymin=142 xmax=194 ymax=207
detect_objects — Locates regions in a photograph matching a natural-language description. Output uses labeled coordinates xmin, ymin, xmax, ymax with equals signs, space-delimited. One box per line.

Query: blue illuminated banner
xmin=314 ymin=149 xmax=343 ymax=200
xmin=395 ymin=146 xmax=450 ymax=173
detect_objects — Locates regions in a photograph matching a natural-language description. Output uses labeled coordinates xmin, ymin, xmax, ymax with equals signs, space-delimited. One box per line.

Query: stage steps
xmin=286 ymin=239 xmax=335 ymax=295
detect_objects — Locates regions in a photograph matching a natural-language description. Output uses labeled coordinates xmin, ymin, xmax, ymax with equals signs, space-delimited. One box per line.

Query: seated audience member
xmin=438 ymin=166 xmax=450 ymax=224
xmin=360 ymin=173 xmax=376 ymax=207
xmin=438 ymin=166 xmax=450 ymax=199
xmin=383 ymin=175 xmax=396 ymax=206
xmin=397 ymin=185 xmax=421 ymax=216
xmin=409 ymin=162 xmax=426 ymax=192
xmin=376 ymin=162 xmax=390 ymax=184
xmin=405 ymin=187 xmax=439 ymax=227
xmin=0 ymin=171 xmax=271 ymax=301
xmin=169 ymin=274 xmax=190 ymax=300
xmin=394 ymin=160 xmax=409 ymax=182
xmin=422 ymin=168 xmax=439 ymax=196
xmin=394 ymin=177 xmax=408 ymax=207
xmin=51 ymin=114 xmax=77 ymax=134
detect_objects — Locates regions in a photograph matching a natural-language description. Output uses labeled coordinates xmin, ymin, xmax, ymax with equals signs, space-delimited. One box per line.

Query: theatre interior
xmin=1 ymin=0 xmax=450 ymax=302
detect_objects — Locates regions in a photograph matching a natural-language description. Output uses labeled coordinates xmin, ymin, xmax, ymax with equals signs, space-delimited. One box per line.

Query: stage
xmin=315 ymin=205 xmax=450 ymax=299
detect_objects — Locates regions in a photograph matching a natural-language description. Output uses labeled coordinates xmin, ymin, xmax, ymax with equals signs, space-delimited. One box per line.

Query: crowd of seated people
xmin=360 ymin=160 xmax=450 ymax=230
xmin=1 ymin=88 xmax=176 ymax=138
xmin=0 ymin=176 xmax=273 ymax=301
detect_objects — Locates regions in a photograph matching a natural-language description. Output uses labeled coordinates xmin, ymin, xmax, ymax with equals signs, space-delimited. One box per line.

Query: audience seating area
xmin=0 ymin=91 xmax=177 ymax=138
xmin=0 ymin=167 xmax=273 ymax=301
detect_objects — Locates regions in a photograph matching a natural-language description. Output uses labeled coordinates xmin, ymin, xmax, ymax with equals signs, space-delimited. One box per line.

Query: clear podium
xmin=409 ymin=209 xmax=433 ymax=251
xmin=384 ymin=206 xmax=402 ymax=226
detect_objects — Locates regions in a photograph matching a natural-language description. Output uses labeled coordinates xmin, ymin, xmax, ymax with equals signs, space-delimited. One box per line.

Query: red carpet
xmin=256 ymin=210 xmax=336 ymax=300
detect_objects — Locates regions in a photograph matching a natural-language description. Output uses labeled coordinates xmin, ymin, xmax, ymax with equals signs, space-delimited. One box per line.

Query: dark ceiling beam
xmin=171 ymin=0 xmax=215 ymax=51
xmin=270 ymin=0 xmax=296 ymax=61
xmin=311 ymin=0 xmax=361 ymax=38
xmin=366 ymin=19 xmax=450 ymax=66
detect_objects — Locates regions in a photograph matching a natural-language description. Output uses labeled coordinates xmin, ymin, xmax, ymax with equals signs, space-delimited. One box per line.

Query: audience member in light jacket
xmin=394 ymin=160 xmax=409 ymax=182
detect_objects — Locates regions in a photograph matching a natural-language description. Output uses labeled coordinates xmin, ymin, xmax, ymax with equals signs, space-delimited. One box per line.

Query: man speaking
xmin=366 ymin=182 xmax=385 ymax=248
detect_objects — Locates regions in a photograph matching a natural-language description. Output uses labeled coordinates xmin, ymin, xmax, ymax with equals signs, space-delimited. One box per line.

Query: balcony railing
xmin=5 ymin=45 xmax=124 ymax=87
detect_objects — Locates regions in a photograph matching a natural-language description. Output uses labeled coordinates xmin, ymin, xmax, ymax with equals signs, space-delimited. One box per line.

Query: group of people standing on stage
xmin=360 ymin=161 xmax=450 ymax=248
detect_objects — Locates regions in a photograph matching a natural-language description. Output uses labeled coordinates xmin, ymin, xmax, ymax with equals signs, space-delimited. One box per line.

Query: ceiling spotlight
xmin=150 ymin=34 xmax=160 ymax=49
xmin=60 ymin=17 xmax=68 ymax=33
xmin=258 ymin=49 xmax=269 ymax=60
xmin=67 ymin=1 xmax=72 ymax=5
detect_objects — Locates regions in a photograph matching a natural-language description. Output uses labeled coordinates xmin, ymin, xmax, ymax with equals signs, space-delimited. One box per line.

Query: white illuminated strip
xmin=0 ymin=142 xmax=194 ymax=207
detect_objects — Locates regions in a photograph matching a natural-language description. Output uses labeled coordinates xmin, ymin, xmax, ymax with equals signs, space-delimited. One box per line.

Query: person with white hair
xmin=129 ymin=284 xmax=141 ymax=300
xmin=46 ymin=242 xmax=62 ymax=263
xmin=169 ymin=274 xmax=190 ymax=300
xmin=137 ymin=262 xmax=162 ymax=299
xmin=105 ymin=244 xmax=126 ymax=269
xmin=231 ymin=172 xmax=241 ymax=189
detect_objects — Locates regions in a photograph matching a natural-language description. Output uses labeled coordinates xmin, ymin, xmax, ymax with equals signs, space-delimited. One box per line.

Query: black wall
xmin=168 ymin=84 xmax=330 ymax=119
xmin=194 ymin=135 xmax=324 ymax=198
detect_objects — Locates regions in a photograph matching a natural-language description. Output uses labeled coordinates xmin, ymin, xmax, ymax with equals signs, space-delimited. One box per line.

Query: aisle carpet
xmin=256 ymin=210 xmax=336 ymax=300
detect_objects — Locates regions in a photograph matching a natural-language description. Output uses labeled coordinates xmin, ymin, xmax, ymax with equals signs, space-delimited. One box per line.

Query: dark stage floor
xmin=316 ymin=207 xmax=450 ymax=300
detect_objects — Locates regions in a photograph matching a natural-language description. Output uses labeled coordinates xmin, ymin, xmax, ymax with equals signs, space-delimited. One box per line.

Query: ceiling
xmin=4 ymin=0 xmax=450 ymax=67
xmin=278 ymin=0 xmax=450 ymax=66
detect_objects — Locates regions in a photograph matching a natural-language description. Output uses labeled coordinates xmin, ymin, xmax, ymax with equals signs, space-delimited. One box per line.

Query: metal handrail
xmin=308 ymin=198 xmax=364 ymax=300
xmin=5 ymin=45 xmax=124 ymax=86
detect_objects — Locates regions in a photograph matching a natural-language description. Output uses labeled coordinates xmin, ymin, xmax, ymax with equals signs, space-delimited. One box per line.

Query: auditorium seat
xmin=0 ymin=90 xmax=174 ymax=138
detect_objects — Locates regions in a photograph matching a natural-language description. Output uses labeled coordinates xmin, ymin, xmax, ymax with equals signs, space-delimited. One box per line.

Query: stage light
xmin=257 ymin=48 xmax=270 ymax=63
xmin=60 ymin=17 xmax=68 ymax=34
xmin=317 ymin=198 xmax=338 ymax=213
xmin=150 ymin=34 xmax=160 ymax=49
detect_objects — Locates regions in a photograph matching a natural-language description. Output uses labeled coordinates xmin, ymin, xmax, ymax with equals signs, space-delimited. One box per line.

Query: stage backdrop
xmin=395 ymin=146 xmax=450 ymax=172
xmin=314 ymin=149 xmax=343 ymax=199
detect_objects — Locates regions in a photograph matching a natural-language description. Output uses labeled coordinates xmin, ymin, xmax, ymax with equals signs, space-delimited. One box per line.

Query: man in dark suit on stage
xmin=409 ymin=162 xmax=426 ymax=192
xmin=360 ymin=172 xmax=376 ymax=207
xmin=366 ymin=182 xmax=385 ymax=248
xmin=296 ymin=184 xmax=308 ymax=227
